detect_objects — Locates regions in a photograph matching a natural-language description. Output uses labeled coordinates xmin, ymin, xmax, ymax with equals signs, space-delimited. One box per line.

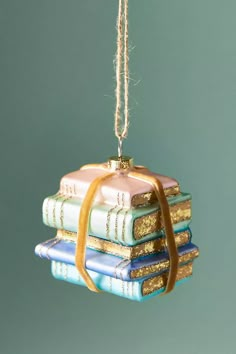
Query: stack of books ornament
xmin=35 ymin=156 xmax=199 ymax=301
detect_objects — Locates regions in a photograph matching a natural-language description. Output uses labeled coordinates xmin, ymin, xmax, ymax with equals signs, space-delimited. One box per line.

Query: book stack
xmin=35 ymin=159 xmax=199 ymax=301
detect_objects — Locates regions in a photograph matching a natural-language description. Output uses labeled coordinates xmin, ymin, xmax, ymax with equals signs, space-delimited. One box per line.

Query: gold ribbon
xmin=128 ymin=171 xmax=179 ymax=294
xmin=75 ymin=166 xmax=178 ymax=295
xmin=75 ymin=172 xmax=115 ymax=292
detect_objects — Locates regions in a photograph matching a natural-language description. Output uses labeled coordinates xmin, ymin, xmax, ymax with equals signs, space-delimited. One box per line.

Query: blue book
xmin=51 ymin=260 xmax=193 ymax=302
xmin=35 ymin=240 xmax=199 ymax=281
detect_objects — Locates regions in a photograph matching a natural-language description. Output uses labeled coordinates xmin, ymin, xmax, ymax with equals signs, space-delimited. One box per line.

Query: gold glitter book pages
xmin=142 ymin=262 xmax=193 ymax=296
xmin=130 ymin=247 xmax=199 ymax=279
xmin=134 ymin=199 xmax=191 ymax=240
xmin=131 ymin=186 xmax=180 ymax=207
xmin=57 ymin=228 xmax=191 ymax=260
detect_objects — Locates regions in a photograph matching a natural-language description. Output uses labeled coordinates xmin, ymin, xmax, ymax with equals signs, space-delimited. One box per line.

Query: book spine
xmin=51 ymin=261 xmax=143 ymax=301
xmin=60 ymin=181 xmax=134 ymax=208
xmin=43 ymin=194 xmax=135 ymax=245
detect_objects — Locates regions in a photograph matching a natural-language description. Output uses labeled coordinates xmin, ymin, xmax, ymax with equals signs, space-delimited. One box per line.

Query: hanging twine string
xmin=114 ymin=0 xmax=129 ymax=157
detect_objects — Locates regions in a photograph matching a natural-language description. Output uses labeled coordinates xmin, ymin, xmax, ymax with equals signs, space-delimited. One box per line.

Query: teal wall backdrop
xmin=1 ymin=1 xmax=235 ymax=353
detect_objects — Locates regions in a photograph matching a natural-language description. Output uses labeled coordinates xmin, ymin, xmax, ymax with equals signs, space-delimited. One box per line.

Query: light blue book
xmin=51 ymin=261 xmax=193 ymax=302
xmin=36 ymin=240 xmax=199 ymax=281
xmin=43 ymin=192 xmax=191 ymax=246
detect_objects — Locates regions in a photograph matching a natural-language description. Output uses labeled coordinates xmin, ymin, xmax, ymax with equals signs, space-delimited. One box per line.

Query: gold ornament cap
xmin=108 ymin=156 xmax=134 ymax=170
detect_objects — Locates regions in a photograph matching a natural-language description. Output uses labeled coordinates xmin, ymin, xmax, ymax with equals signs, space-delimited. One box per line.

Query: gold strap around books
xmin=75 ymin=172 xmax=116 ymax=293
xmin=128 ymin=171 xmax=179 ymax=294
xmin=75 ymin=160 xmax=179 ymax=295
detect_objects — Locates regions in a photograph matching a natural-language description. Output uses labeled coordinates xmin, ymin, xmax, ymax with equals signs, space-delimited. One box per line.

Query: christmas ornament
xmin=35 ymin=0 xmax=199 ymax=301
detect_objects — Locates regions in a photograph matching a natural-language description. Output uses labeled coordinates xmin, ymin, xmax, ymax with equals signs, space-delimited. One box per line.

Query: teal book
xmin=51 ymin=260 xmax=194 ymax=302
xmin=43 ymin=192 xmax=191 ymax=246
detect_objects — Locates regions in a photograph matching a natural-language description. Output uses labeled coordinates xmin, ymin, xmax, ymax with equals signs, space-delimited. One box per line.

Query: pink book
xmin=59 ymin=160 xmax=180 ymax=208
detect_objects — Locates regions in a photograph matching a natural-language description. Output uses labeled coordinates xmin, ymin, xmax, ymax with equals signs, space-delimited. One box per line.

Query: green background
xmin=1 ymin=0 xmax=235 ymax=353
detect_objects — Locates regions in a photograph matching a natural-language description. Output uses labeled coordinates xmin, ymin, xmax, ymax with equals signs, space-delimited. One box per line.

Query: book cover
xmin=51 ymin=261 xmax=193 ymax=302
xmin=35 ymin=240 xmax=199 ymax=281
xmin=43 ymin=192 xmax=191 ymax=246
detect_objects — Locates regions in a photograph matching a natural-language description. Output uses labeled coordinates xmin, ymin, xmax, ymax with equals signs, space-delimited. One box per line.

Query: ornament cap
xmin=108 ymin=156 xmax=134 ymax=170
